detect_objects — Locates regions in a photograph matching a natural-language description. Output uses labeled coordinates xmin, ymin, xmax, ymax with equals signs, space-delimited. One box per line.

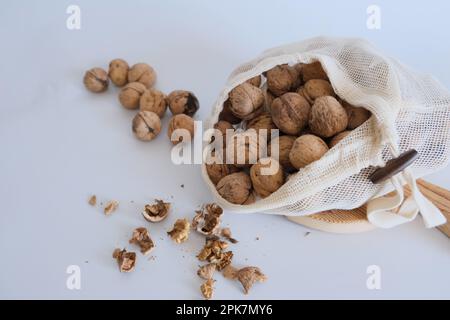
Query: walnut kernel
xmin=236 ymin=267 xmax=267 ymax=295
xmin=88 ymin=195 xmax=97 ymax=206
xmin=167 ymin=218 xmax=190 ymax=244
xmin=112 ymin=248 xmax=136 ymax=273
xmin=192 ymin=203 xmax=223 ymax=236
xmin=200 ymin=279 xmax=215 ymax=300
xmin=142 ymin=199 xmax=170 ymax=222
xmin=104 ymin=200 xmax=119 ymax=215
xmin=129 ymin=227 xmax=154 ymax=255
xmin=197 ymin=263 xmax=216 ymax=280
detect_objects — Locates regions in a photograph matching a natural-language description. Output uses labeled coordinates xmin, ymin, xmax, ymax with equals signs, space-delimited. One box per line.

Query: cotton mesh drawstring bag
xmin=201 ymin=37 xmax=450 ymax=229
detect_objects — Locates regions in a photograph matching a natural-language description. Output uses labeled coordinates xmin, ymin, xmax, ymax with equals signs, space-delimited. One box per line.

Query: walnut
xmin=250 ymin=158 xmax=284 ymax=198
xmin=220 ymin=228 xmax=238 ymax=244
xmin=167 ymin=114 xmax=195 ymax=144
xmin=206 ymin=160 xmax=240 ymax=186
xmin=302 ymin=61 xmax=328 ymax=82
xmin=108 ymin=59 xmax=129 ymax=87
xmin=235 ymin=267 xmax=267 ymax=295
xmin=139 ymin=89 xmax=167 ymax=118
xmin=129 ymin=227 xmax=154 ymax=255
xmin=329 ymin=130 xmax=352 ymax=148
xmin=200 ymin=279 xmax=215 ymax=300
xmin=309 ymin=96 xmax=348 ymax=138
xmin=104 ymin=200 xmax=119 ymax=215
xmin=227 ymin=131 xmax=265 ymax=168
xmin=216 ymin=251 xmax=234 ymax=271
xmin=192 ymin=203 xmax=223 ymax=236
xmin=197 ymin=263 xmax=216 ymax=280
xmin=216 ymin=172 xmax=253 ymax=205
xmin=119 ymin=82 xmax=147 ymax=109
xmin=222 ymin=265 xmax=238 ymax=280
xmin=303 ymin=79 xmax=335 ymax=102
xmin=266 ymin=64 xmax=301 ymax=96
xmin=213 ymin=120 xmax=234 ymax=146
xmin=132 ymin=111 xmax=161 ymax=141
xmin=128 ymin=63 xmax=156 ymax=88
xmin=167 ymin=218 xmax=190 ymax=244
xmin=246 ymin=113 xmax=278 ymax=141
xmin=167 ymin=90 xmax=199 ymax=117
xmin=342 ymin=101 xmax=371 ymax=129
xmin=197 ymin=237 xmax=233 ymax=270
xmin=246 ymin=75 xmax=262 ymax=87
xmin=83 ymin=67 xmax=109 ymax=93
xmin=228 ymin=83 xmax=265 ymax=120
xmin=219 ymin=99 xmax=241 ymax=125
xmin=88 ymin=195 xmax=97 ymax=206
xmin=142 ymin=199 xmax=170 ymax=222
xmin=289 ymin=134 xmax=329 ymax=169
xmin=112 ymin=248 xmax=136 ymax=273
xmin=271 ymin=92 xmax=311 ymax=135
xmin=265 ymin=90 xmax=275 ymax=111
xmin=268 ymin=135 xmax=296 ymax=172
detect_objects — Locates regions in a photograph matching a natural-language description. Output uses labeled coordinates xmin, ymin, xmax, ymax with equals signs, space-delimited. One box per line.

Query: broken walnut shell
xmin=129 ymin=227 xmax=154 ymax=255
xmin=142 ymin=199 xmax=171 ymax=222
xmin=197 ymin=263 xmax=216 ymax=280
xmin=167 ymin=218 xmax=190 ymax=244
xmin=112 ymin=248 xmax=136 ymax=273
xmin=192 ymin=203 xmax=223 ymax=236
xmin=236 ymin=266 xmax=267 ymax=295
xmin=200 ymin=279 xmax=215 ymax=300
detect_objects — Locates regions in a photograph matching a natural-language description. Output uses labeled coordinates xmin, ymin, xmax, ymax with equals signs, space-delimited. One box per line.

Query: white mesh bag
xmin=202 ymin=37 xmax=450 ymax=229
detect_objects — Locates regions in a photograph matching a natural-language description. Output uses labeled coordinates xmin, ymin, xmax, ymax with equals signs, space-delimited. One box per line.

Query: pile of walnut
xmin=207 ymin=62 xmax=372 ymax=204
xmin=83 ymin=60 xmax=198 ymax=144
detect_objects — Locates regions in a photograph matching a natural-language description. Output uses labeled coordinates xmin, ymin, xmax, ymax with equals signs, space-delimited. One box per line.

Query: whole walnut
xmin=128 ymin=63 xmax=156 ymax=88
xmin=246 ymin=113 xmax=278 ymax=141
xmin=216 ymin=172 xmax=253 ymax=205
xmin=213 ymin=121 xmax=234 ymax=146
xmin=246 ymin=75 xmax=262 ymax=87
xmin=268 ymin=135 xmax=296 ymax=172
xmin=265 ymin=90 xmax=275 ymax=111
xmin=206 ymin=150 xmax=240 ymax=185
xmin=83 ymin=67 xmax=109 ymax=93
xmin=302 ymin=61 xmax=328 ymax=82
xmin=309 ymin=96 xmax=348 ymax=138
xmin=289 ymin=134 xmax=329 ymax=169
xmin=250 ymin=158 xmax=284 ymax=198
xmin=329 ymin=130 xmax=352 ymax=148
xmin=271 ymin=93 xmax=311 ymax=135
xmin=219 ymin=99 xmax=241 ymax=125
xmin=167 ymin=114 xmax=195 ymax=145
xmin=119 ymin=82 xmax=147 ymax=109
xmin=342 ymin=101 xmax=371 ymax=129
xmin=108 ymin=59 xmax=129 ymax=87
xmin=266 ymin=64 xmax=301 ymax=96
xmin=228 ymin=131 xmax=265 ymax=168
xmin=167 ymin=90 xmax=199 ymax=117
xmin=132 ymin=111 xmax=161 ymax=141
xmin=229 ymin=83 xmax=264 ymax=120
xmin=140 ymin=89 xmax=167 ymax=118
xmin=303 ymin=79 xmax=335 ymax=102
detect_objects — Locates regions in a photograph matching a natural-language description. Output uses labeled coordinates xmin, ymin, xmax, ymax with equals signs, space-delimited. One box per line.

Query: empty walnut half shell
xmin=192 ymin=203 xmax=223 ymax=236
xmin=142 ymin=199 xmax=171 ymax=222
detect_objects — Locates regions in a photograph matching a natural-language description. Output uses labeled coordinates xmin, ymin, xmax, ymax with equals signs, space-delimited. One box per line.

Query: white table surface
xmin=1 ymin=0 xmax=449 ymax=299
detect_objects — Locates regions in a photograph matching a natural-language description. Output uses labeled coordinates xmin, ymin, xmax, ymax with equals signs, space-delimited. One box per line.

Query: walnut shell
xmin=266 ymin=64 xmax=301 ymax=96
xmin=246 ymin=113 xmax=278 ymax=141
xmin=246 ymin=75 xmax=262 ymax=87
xmin=140 ymin=89 xmax=167 ymax=118
xmin=142 ymin=199 xmax=170 ymax=222
xmin=213 ymin=121 xmax=234 ymax=146
xmin=309 ymin=96 xmax=348 ymax=138
xmin=329 ymin=130 xmax=352 ymax=148
xmin=304 ymin=79 xmax=335 ymax=102
xmin=229 ymin=83 xmax=264 ymax=120
xmin=128 ymin=63 xmax=156 ymax=88
xmin=250 ymin=158 xmax=284 ymax=198
xmin=108 ymin=59 xmax=129 ymax=87
xmin=132 ymin=111 xmax=161 ymax=141
xmin=167 ymin=90 xmax=199 ymax=117
xmin=167 ymin=114 xmax=195 ymax=145
xmin=119 ymin=82 xmax=147 ymax=109
xmin=83 ymin=67 xmax=109 ymax=93
xmin=289 ymin=134 xmax=329 ymax=169
xmin=302 ymin=61 xmax=328 ymax=82
xmin=219 ymin=99 xmax=241 ymax=125
xmin=265 ymin=90 xmax=275 ymax=111
xmin=268 ymin=135 xmax=296 ymax=172
xmin=271 ymin=93 xmax=311 ymax=135
xmin=227 ymin=131 xmax=265 ymax=168
xmin=216 ymin=172 xmax=253 ymax=205
xmin=206 ymin=152 xmax=240 ymax=185
xmin=342 ymin=101 xmax=371 ymax=129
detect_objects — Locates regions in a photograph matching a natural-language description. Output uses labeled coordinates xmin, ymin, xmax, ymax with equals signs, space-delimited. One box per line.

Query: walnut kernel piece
xmin=220 ymin=228 xmax=238 ymax=244
xmin=192 ymin=203 xmax=223 ymax=236
xmin=104 ymin=200 xmax=119 ymax=215
xmin=197 ymin=237 xmax=233 ymax=270
xmin=142 ymin=200 xmax=171 ymax=223
xmin=236 ymin=267 xmax=267 ymax=295
xmin=167 ymin=219 xmax=190 ymax=244
xmin=200 ymin=279 xmax=215 ymax=300
xmin=88 ymin=195 xmax=97 ymax=206
xmin=112 ymin=248 xmax=136 ymax=273
xmin=197 ymin=263 xmax=216 ymax=280
xmin=129 ymin=227 xmax=154 ymax=255
xmin=222 ymin=265 xmax=238 ymax=280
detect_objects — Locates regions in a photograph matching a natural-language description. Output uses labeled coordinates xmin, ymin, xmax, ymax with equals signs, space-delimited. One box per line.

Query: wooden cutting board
xmin=288 ymin=179 xmax=450 ymax=236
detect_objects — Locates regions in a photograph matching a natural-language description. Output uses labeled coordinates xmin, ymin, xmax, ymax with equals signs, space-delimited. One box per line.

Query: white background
xmin=0 ymin=0 xmax=449 ymax=299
